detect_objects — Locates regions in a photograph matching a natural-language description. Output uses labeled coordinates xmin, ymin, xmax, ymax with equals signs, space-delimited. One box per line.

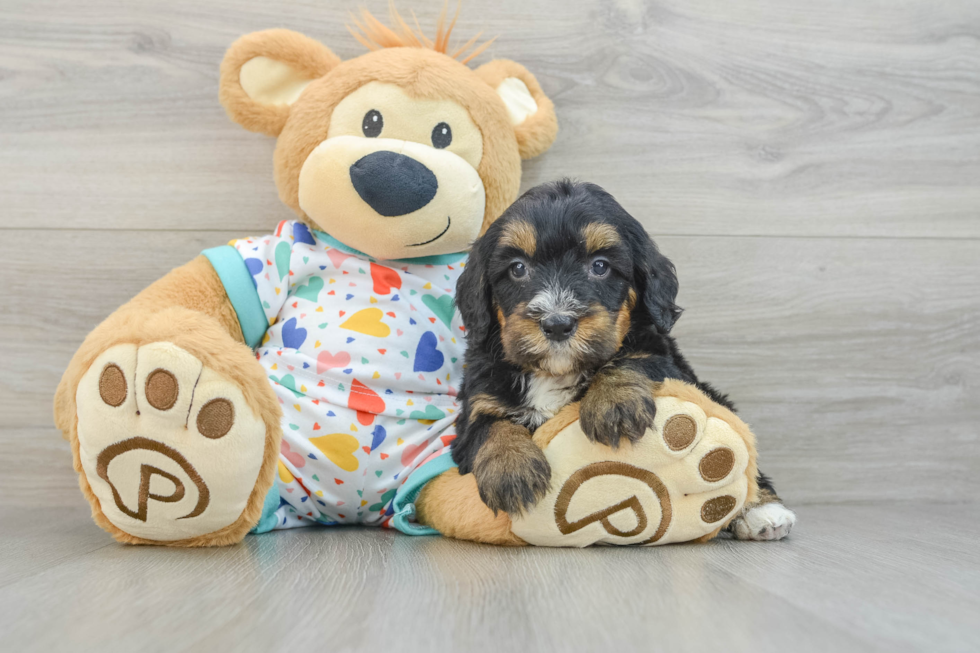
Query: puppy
xmin=453 ymin=180 xmax=795 ymax=541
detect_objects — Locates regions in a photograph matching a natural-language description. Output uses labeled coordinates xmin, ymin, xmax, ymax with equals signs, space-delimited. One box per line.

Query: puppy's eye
xmin=509 ymin=261 xmax=528 ymax=280
xmin=362 ymin=110 xmax=383 ymax=137
xmin=590 ymin=258 xmax=610 ymax=277
xmin=432 ymin=122 xmax=452 ymax=148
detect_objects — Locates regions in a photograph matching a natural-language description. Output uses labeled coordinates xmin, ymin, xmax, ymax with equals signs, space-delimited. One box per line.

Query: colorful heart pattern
xmin=348 ymin=379 xmax=385 ymax=426
xmin=269 ymin=373 xmax=305 ymax=398
xmin=275 ymin=241 xmax=291 ymax=281
xmin=309 ymin=433 xmax=360 ymax=472
xmin=280 ymin=317 xmax=307 ymax=349
xmin=413 ymin=331 xmax=444 ymax=373
xmin=421 ymin=294 xmax=455 ymax=328
xmin=316 ymin=350 xmax=350 ymax=374
xmin=410 ymin=404 xmax=446 ymax=422
xmin=341 ymin=308 xmax=390 ymax=338
xmin=292 ymin=222 xmax=316 ymax=245
xmin=229 ymin=220 xmax=464 ymax=529
xmin=370 ymin=262 xmax=402 ymax=295
xmin=293 ymin=276 xmax=324 ymax=302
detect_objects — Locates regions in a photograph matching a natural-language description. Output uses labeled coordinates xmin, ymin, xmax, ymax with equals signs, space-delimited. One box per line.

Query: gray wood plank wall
xmin=1 ymin=0 xmax=978 ymax=509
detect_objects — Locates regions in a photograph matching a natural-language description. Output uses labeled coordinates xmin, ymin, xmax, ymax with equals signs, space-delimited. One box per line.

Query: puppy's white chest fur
xmin=520 ymin=373 xmax=582 ymax=429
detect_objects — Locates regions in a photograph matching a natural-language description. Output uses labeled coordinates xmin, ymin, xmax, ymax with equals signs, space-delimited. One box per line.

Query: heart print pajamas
xmin=203 ymin=220 xmax=465 ymax=532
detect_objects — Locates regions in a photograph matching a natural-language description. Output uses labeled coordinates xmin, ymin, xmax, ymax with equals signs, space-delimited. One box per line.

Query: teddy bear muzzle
xmin=297 ymin=135 xmax=486 ymax=260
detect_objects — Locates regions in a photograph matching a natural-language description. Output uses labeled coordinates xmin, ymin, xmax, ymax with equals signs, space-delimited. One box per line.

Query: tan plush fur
xmin=474 ymin=59 xmax=559 ymax=161
xmin=219 ymin=26 xmax=558 ymax=238
xmin=59 ymin=12 xmax=559 ymax=548
xmin=59 ymin=13 xmax=753 ymax=548
xmin=54 ymin=257 xmax=242 ymax=436
xmin=418 ymin=379 xmax=758 ymax=546
xmin=416 ymin=467 xmax=525 ymax=546
xmin=531 ymin=402 xmax=582 ymax=449
xmin=656 ymin=379 xmax=759 ymax=509
xmin=347 ymin=4 xmax=496 ymax=65
xmin=54 ymin=258 xmax=283 ymax=546
xmin=269 ymin=48 xmax=523 ymax=237
xmin=654 ymin=379 xmax=760 ymax=543
xmin=220 ymin=29 xmax=341 ymax=137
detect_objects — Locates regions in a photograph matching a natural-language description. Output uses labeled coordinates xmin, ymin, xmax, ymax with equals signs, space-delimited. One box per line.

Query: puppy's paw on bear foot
xmin=75 ymin=342 xmax=272 ymax=545
xmin=508 ymin=382 xmax=757 ymax=547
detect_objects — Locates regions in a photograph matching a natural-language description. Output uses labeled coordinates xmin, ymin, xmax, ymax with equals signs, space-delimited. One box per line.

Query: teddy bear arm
xmin=54 ymin=256 xmax=244 ymax=439
xmin=126 ymin=255 xmax=244 ymax=342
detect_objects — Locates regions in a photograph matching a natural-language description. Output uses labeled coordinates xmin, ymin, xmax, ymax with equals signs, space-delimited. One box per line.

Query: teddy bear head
xmin=219 ymin=9 xmax=558 ymax=260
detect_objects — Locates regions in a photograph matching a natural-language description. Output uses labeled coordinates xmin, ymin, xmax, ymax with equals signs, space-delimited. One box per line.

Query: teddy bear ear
xmin=219 ymin=29 xmax=341 ymax=137
xmin=475 ymin=60 xmax=558 ymax=160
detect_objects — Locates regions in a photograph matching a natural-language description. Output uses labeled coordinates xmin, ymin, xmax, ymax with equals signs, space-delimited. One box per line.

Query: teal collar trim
xmin=391 ymin=453 xmax=458 ymax=536
xmin=313 ymin=229 xmax=468 ymax=266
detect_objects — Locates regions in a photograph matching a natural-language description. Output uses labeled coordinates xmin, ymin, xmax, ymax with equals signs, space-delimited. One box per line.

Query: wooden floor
xmin=1 ymin=503 xmax=978 ymax=653
xmin=1 ymin=0 xmax=978 ymax=651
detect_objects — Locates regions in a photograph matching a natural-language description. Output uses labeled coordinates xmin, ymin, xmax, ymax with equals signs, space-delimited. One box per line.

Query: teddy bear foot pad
xmin=510 ymin=395 xmax=753 ymax=547
xmin=75 ymin=342 xmax=268 ymax=542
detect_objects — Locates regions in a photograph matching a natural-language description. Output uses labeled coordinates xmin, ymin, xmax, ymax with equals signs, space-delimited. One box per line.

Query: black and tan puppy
xmin=453 ymin=180 xmax=795 ymax=541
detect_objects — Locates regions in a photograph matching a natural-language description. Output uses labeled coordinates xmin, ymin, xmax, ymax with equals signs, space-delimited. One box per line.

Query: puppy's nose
xmin=541 ymin=315 xmax=577 ymax=342
xmin=350 ymin=151 xmax=438 ymax=217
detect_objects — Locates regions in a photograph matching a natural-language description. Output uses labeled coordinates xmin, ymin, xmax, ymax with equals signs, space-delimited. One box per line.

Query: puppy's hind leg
xmin=728 ymin=473 xmax=796 ymax=541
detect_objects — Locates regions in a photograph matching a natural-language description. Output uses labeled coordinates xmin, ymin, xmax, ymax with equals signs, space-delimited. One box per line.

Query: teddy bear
xmin=54 ymin=8 xmax=759 ymax=547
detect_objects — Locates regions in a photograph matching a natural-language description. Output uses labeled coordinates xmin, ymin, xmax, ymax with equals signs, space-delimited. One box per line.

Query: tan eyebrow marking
xmin=582 ymin=222 xmax=622 ymax=253
xmin=500 ymin=221 xmax=537 ymax=257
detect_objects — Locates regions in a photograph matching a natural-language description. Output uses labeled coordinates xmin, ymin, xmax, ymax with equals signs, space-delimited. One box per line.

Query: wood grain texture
xmin=1 ymin=2 xmax=979 ymax=651
xmin=1 ymin=0 xmax=979 ymax=236
xmin=2 ymin=229 xmax=976 ymax=505
xmin=1 ymin=503 xmax=978 ymax=653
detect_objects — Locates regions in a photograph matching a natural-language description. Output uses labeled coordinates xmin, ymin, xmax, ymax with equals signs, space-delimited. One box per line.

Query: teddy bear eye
xmin=431 ymin=122 xmax=452 ymax=149
xmin=362 ymin=110 xmax=383 ymax=138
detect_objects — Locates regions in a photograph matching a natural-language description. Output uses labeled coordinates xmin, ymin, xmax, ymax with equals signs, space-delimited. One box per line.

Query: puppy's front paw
xmin=474 ymin=422 xmax=552 ymax=515
xmin=580 ymin=370 xmax=657 ymax=448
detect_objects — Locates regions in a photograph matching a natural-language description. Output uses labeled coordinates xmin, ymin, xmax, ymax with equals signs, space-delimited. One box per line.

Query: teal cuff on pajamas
xmin=391 ymin=453 xmax=458 ymax=536
xmin=250 ymin=483 xmax=282 ymax=535
xmin=202 ymin=245 xmax=269 ymax=349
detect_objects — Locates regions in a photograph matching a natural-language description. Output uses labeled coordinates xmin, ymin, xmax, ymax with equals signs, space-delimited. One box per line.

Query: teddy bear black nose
xmin=349 ymin=151 xmax=438 ymax=217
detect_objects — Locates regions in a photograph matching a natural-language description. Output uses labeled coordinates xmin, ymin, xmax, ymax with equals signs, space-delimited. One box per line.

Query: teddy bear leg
xmin=412 ymin=379 xmax=759 ymax=548
xmin=66 ymin=311 xmax=281 ymax=546
xmin=55 ymin=257 xmax=283 ymax=546
xmin=414 ymin=466 xmax=526 ymax=546
xmin=502 ymin=379 xmax=760 ymax=547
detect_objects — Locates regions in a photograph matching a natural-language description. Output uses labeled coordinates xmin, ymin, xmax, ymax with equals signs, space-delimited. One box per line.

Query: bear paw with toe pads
xmin=75 ymin=342 xmax=272 ymax=544
xmin=510 ymin=390 xmax=757 ymax=547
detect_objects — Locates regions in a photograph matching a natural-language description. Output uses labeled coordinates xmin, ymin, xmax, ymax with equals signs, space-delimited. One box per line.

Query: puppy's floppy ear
xmin=475 ymin=60 xmax=558 ymax=160
xmin=455 ymin=236 xmax=496 ymax=347
xmin=220 ymin=29 xmax=341 ymax=137
xmin=630 ymin=231 xmax=682 ymax=334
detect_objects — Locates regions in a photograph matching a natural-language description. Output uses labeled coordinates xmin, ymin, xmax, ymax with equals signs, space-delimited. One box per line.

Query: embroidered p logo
xmin=553 ymin=462 xmax=672 ymax=544
xmin=96 ymin=437 xmax=210 ymax=522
